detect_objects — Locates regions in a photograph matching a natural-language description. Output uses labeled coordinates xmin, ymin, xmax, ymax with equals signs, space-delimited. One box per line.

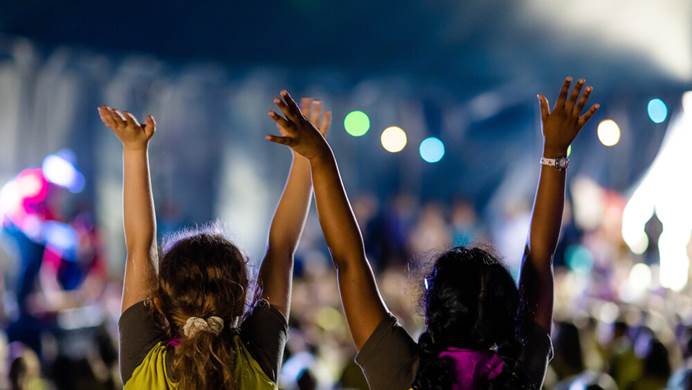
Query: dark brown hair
xmin=151 ymin=227 xmax=250 ymax=389
xmin=413 ymin=246 xmax=523 ymax=389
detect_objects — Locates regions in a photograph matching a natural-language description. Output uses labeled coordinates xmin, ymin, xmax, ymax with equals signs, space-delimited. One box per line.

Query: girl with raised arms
xmin=265 ymin=78 xmax=599 ymax=389
xmin=99 ymin=98 xmax=330 ymax=389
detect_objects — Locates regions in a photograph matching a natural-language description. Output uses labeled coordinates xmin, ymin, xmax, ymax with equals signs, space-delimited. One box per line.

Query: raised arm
xmin=265 ymin=91 xmax=387 ymax=349
xmin=519 ymin=77 xmax=599 ymax=330
xmin=98 ymin=106 xmax=157 ymax=313
xmin=258 ymin=98 xmax=331 ymax=319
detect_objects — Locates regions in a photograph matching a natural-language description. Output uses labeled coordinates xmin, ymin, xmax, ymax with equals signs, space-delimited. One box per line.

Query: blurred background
xmin=0 ymin=0 xmax=691 ymax=389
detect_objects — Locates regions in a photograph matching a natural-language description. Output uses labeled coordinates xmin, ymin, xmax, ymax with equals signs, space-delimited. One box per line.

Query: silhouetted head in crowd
xmin=552 ymin=321 xmax=585 ymax=379
xmin=412 ymin=246 xmax=521 ymax=389
xmin=8 ymin=342 xmax=41 ymax=390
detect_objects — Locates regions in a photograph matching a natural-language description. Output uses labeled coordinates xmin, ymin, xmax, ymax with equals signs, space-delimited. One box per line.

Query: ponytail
xmin=171 ymin=326 xmax=238 ymax=389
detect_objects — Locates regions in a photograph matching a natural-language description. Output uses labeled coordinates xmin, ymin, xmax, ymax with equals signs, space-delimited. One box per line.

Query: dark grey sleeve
xmin=240 ymin=300 xmax=289 ymax=382
xmin=517 ymin=322 xmax=554 ymax=389
xmin=355 ymin=314 xmax=419 ymax=390
xmin=118 ymin=301 xmax=166 ymax=383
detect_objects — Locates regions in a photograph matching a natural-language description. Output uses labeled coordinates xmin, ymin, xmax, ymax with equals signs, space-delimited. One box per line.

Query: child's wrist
xmin=543 ymin=145 xmax=568 ymax=158
xmin=308 ymin=147 xmax=332 ymax=166
xmin=123 ymin=144 xmax=149 ymax=153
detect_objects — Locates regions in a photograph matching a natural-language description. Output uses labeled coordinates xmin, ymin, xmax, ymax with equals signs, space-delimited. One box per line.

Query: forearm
xmin=310 ymin=149 xmax=386 ymax=348
xmin=122 ymin=148 xmax=157 ymax=257
xmin=264 ymin=90 xmax=386 ymax=347
xmin=259 ymin=155 xmax=312 ymax=316
xmin=526 ymin=146 xmax=567 ymax=265
xmin=310 ymin=149 xmax=366 ymax=267
xmin=519 ymin=147 xmax=566 ymax=329
xmin=265 ymin=155 xmax=312 ymax=253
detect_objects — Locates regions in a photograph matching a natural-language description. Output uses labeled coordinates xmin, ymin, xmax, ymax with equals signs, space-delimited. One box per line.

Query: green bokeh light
xmin=344 ymin=111 xmax=370 ymax=137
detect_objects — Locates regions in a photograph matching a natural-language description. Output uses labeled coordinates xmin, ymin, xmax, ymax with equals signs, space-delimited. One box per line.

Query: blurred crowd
xmin=282 ymin=189 xmax=692 ymax=390
xmin=0 ymin=160 xmax=691 ymax=389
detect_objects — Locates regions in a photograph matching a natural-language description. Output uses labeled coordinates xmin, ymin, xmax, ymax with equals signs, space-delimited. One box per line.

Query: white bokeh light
xmin=522 ymin=0 xmax=692 ymax=81
xmin=622 ymin=93 xmax=692 ymax=291
xmin=597 ymin=119 xmax=621 ymax=147
xmin=380 ymin=126 xmax=408 ymax=153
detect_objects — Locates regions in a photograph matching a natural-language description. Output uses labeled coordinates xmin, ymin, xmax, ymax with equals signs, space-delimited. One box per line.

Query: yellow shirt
xmin=124 ymin=335 xmax=277 ymax=390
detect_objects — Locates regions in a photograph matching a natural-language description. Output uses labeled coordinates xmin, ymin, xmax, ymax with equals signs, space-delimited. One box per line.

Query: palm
xmin=98 ymin=106 xmax=156 ymax=150
xmin=538 ymin=77 xmax=599 ymax=152
xmin=266 ymin=91 xmax=332 ymax=160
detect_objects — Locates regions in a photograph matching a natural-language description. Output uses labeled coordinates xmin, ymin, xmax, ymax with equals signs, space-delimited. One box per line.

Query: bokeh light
xmin=597 ymin=119 xmax=621 ymax=147
xmin=647 ymin=98 xmax=668 ymax=123
xmin=344 ymin=111 xmax=370 ymax=137
xmin=380 ymin=126 xmax=407 ymax=153
xmin=17 ymin=172 xmax=43 ymax=198
xmin=629 ymin=263 xmax=652 ymax=288
xmin=419 ymin=137 xmax=445 ymax=163
xmin=42 ymin=150 xmax=85 ymax=193
xmin=683 ymin=91 xmax=692 ymax=112
xmin=566 ymin=244 xmax=593 ymax=274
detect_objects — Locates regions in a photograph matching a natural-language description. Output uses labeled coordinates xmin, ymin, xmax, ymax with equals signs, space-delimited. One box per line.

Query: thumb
xmin=143 ymin=115 xmax=157 ymax=137
xmin=538 ymin=94 xmax=550 ymax=123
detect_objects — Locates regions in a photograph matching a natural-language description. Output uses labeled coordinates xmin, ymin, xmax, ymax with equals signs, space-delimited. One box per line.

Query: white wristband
xmin=540 ymin=156 xmax=569 ymax=171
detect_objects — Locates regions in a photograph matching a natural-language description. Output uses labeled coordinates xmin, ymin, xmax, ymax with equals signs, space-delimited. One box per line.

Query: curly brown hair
xmin=150 ymin=228 xmax=251 ymax=389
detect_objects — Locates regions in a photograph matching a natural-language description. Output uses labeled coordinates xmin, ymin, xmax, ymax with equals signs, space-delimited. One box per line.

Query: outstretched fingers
xmin=574 ymin=85 xmax=593 ymax=115
xmin=309 ymin=100 xmax=322 ymax=126
xmin=265 ymin=134 xmax=295 ymax=146
xmin=143 ymin=114 xmax=156 ymax=137
xmin=554 ymin=76 xmax=572 ymax=111
xmin=97 ymin=106 xmax=116 ymax=128
xmin=110 ymin=108 xmax=128 ymax=130
xmin=123 ymin=112 xmax=141 ymax=128
xmin=320 ymin=110 xmax=332 ymax=135
xmin=268 ymin=111 xmax=293 ymax=132
xmin=537 ymin=94 xmax=550 ymax=123
xmin=565 ymin=79 xmax=585 ymax=111
xmin=300 ymin=97 xmax=313 ymax=113
xmin=578 ymin=104 xmax=600 ymax=127
xmin=277 ymin=90 xmax=303 ymax=123
xmin=274 ymin=97 xmax=296 ymax=122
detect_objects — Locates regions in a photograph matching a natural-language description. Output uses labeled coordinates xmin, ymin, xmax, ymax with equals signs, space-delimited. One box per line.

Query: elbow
xmin=267 ymin=228 xmax=301 ymax=256
xmin=329 ymin=250 xmax=367 ymax=272
xmin=524 ymin=245 xmax=554 ymax=268
xmin=266 ymin=238 xmax=298 ymax=257
xmin=125 ymin=232 xmax=156 ymax=255
xmin=126 ymin=241 xmax=156 ymax=259
xmin=263 ymin=247 xmax=297 ymax=266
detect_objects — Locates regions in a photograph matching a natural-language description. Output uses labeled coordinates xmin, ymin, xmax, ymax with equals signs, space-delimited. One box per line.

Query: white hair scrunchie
xmin=183 ymin=316 xmax=225 ymax=338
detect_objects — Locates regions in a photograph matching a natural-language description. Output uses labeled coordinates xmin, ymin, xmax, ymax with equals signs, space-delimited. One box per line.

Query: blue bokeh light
xmin=419 ymin=137 xmax=445 ymax=163
xmin=647 ymin=98 xmax=668 ymax=124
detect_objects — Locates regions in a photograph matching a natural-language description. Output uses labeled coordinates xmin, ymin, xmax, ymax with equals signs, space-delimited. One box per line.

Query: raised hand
xmin=265 ymin=90 xmax=330 ymax=160
xmin=537 ymin=77 xmax=600 ymax=156
xmin=98 ymin=106 xmax=156 ymax=151
xmin=259 ymin=94 xmax=331 ymax=319
xmin=98 ymin=105 xmax=158 ymax=313
xmin=299 ymin=97 xmax=332 ymax=136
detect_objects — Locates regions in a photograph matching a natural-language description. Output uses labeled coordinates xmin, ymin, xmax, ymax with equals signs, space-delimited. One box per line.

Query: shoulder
xmin=119 ymin=300 xmax=167 ymax=383
xmin=355 ymin=314 xmax=419 ymax=390
xmin=242 ymin=299 xmax=289 ymax=334
xmin=239 ymin=300 xmax=289 ymax=382
xmin=511 ymin=321 xmax=554 ymax=388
